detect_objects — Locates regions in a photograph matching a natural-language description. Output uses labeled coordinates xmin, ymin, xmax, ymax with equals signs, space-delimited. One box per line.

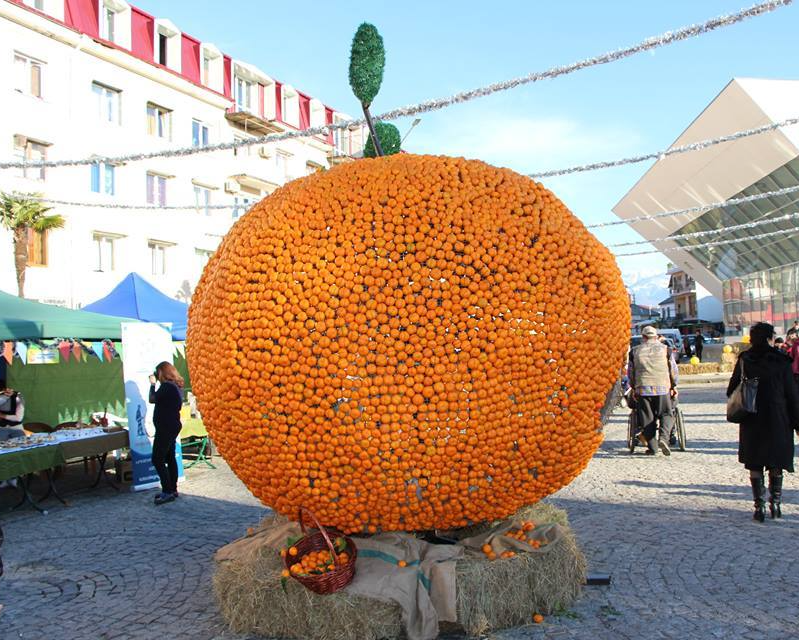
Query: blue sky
xmin=135 ymin=0 xmax=798 ymax=301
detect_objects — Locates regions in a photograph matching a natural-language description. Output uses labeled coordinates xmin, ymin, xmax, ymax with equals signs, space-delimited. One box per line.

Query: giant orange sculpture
xmin=186 ymin=153 xmax=630 ymax=533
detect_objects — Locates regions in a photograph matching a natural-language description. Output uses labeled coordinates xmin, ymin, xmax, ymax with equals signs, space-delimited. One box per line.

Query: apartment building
xmin=0 ymin=0 xmax=365 ymax=307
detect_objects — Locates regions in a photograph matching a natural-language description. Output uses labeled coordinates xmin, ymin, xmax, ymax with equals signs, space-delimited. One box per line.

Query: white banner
xmin=121 ymin=322 xmax=182 ymax=491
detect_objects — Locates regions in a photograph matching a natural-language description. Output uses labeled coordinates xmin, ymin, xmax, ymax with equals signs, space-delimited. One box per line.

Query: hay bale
xmin=214 ymin=503 xmax=584 ymax=640
xmin=451 ymin=525 xmax=585 ymax=636
xmin=214 ymin=551 xmax=403 ymax=640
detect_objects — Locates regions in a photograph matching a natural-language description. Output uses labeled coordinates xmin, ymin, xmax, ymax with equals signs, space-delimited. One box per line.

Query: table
xmin=0 ymin=428 xmax=130 ymax=513
xmin=59 ymin=429 xmax=130 ymax=491
xmin=180 ymin=419 xmax=215 ymax=470
xmin=0 ymin=444 xmax=66 ymax=514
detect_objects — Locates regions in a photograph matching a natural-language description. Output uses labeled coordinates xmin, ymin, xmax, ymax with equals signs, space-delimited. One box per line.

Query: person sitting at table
xmin=0 ymin=388 xmax=25 ymax=441
xmin=149 ymin=362 xmax=184 ymax=506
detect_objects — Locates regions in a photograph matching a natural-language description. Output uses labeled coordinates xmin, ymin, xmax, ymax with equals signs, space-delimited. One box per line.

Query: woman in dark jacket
xmin=727 ymin=322 xmax=799 ymax=521
xmin=148 ymin=361 xmax=184 ymax=505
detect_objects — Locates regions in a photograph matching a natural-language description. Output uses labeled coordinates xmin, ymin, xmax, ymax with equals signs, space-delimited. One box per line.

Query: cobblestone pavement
xmin=1 ymin=383 xmax=797 ymax=640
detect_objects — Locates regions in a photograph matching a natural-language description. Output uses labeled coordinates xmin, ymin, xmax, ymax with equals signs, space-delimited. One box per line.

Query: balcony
xmin=225 ymin=107 xmax=283 ymax=136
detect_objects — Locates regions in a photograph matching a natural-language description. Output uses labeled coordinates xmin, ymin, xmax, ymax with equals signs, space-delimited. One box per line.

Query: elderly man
xmin=629 ymin=326 xmax=679 ymax=456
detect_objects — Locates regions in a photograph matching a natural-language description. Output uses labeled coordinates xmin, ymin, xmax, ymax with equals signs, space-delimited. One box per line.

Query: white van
xmin=655 ymin=329 xmax=684 ymax=353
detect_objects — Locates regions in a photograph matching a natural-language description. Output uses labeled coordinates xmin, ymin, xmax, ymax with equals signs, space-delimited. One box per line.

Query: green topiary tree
xmin=364 ymin=122 xmax=401 ymax=158
xmin=349 ymin=23 xmax=387 ymax=156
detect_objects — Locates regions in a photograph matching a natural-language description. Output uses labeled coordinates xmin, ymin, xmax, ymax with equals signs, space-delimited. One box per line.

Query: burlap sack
xmin=459 ymin=519 xmax=564 ymax=557
xmin=214 ymin=522 xmax=462 ymax=640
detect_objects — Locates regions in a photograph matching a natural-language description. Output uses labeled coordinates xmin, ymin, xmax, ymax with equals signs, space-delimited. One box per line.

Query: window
xmin=93 ymin=233 xmax=116 ymax=272
xmin=14 ymin=52 xmax=44 ymax=98
xmin=275 ymin=150 xmax=290 ymax=178
xmin=27 ymin=229 xmax=48 ymax=266
xmin=149 ymin=241 xmax=169 ymax=275
xmin=281 ymin=91 xmax=290 ymax=120
xmin=194 ymin=185 xmax=211 ymax=215
xmin=101 ymin=6 xmax=116 ymax=42
xmin=146 ymin=173 xmax=167 ymax=206
xmin=233 ymin=134 xmax=252 ymax=157
xmin=13 ymin=135 xmax=47 ymax=180
xmin=235 ymin=76 xmax=253 ymax=112
xmin=146 ymin=103 xmax=171 ymax=139
xmin=90 ymin=162 xmax=115 ymax=195
xmin=233 ymin=195 xmax=255 ymax=219
xmin=280 ymin=86 xmax=299 ymax=126
xmin=192 ymin=119 xmax=209 ymax=147
xmin=196 ymin=248 xmax=213 ymax=270
xmin=202 ymin=53 xmax=211 ymax=85
xmin=92 ymin=83 xmax=120 ymax=124
xmin=158 ymin=33 xmax=168 ymax=65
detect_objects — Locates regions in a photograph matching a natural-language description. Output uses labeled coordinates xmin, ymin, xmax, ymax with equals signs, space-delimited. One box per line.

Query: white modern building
xmin=613 ymin=77 xmax=799 ymax=336
xmin=0 ymin=0 xmax=365 ymax=307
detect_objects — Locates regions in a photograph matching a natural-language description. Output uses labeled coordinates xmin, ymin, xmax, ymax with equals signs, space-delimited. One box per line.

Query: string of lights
xmin=530 ymin=117 xmax=799 ymax=180
xmin=587 ymin=182 xmax=799 ymax=229
xmin=607 ymin=211 xmax=799 ymax=248
xmin=614 ymin=226 xmax=798 ymax=257
xmin=0 ymin=0 xmax=789 ymax=171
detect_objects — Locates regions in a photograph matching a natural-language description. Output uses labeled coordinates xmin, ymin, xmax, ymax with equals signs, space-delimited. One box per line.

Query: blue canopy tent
xmin=82 ymin=273 xmax=188 ymax=340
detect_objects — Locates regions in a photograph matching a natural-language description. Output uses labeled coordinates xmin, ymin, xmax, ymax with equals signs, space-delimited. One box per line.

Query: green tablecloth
xmin=180 ymin=419 xmax=208 ymax=439
xmin=0 ymin=445 xmax=66 ymax=482
xmin=59 ymin=430 xmax=129 ymax=459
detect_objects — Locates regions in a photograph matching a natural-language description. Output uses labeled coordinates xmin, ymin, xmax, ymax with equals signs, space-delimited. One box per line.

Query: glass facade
xmin=670 ymin=156 xmax=799 ymax=281
xmin=722 ymin=262 xmax=799 ymax=336
xmin=669 ymin=156 xmax=799 ymax=336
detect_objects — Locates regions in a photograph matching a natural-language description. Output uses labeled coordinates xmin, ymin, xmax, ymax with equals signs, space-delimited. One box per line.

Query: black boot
xmin=768 ymin=471 xmax=783 ymax=519
xmin=750 ymin=476 xmax=766 ymax=522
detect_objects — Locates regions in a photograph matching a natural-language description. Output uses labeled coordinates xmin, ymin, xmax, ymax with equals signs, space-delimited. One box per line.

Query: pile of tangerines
xmin=282 ymin=547 xmax=350 ymax=578
xmin=187 ymin=153 xmax=630 ymax=533
xmin=480 ymin=521 xmax=545 ymax=560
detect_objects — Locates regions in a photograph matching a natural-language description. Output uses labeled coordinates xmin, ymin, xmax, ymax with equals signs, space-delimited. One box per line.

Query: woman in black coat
xmin=727 ymin=322 xmax=799 ymax=521
xmin=148 ymin=361 xmax=184 ymax=506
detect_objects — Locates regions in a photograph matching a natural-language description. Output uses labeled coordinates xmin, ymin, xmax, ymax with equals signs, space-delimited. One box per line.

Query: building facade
xmin=613 ymin=78 xmax=799 ymax=338
xmin=1 ymin=0 xmax=365 ymax=307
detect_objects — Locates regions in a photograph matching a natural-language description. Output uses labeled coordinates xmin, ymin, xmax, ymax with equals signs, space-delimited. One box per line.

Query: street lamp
xmin=401 ymin=118 xmax=422 ymax=145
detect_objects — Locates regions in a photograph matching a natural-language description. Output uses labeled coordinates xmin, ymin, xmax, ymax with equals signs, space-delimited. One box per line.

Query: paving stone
xmin=0 ymin=383 xmax=797 ymax=639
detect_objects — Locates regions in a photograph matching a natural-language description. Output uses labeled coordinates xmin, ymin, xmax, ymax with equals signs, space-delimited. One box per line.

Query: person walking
xmin=629 ymin=325 xmax=679 ymax=456
xmin=727 ymin=322 xmax=799 ymax=522
xmin=788 ymin=334 xmax=799 ymax=385
xmin=149 ymin=361 xmax=184 ymax=505
xmin=693 ymin=329 xmax=704 ymax=362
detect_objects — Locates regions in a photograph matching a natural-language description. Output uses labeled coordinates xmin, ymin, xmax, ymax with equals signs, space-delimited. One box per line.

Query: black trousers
xmin=637 ymin=394 xmax=674 ymax=443
xmin=151 ymin=427 xmax=181 ymax=494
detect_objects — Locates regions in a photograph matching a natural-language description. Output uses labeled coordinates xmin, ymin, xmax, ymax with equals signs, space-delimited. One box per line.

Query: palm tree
xmin=0 ymin=192 xmax=65 ymax=297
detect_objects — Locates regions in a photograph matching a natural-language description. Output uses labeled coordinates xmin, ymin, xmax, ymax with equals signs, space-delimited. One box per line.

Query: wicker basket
xmin=284 ymin=507 xmax=357 ymax=595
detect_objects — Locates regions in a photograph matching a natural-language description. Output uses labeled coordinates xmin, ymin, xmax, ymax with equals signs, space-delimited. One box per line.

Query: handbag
xmin=726 ymin=358 xmax=759 ymax=423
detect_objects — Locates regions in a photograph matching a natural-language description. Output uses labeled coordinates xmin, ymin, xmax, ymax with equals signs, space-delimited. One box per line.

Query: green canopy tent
xmin=0 ymin=291 xmax=131 ymax=425
xmin=0 ymin=289 xmax=126 ymax=340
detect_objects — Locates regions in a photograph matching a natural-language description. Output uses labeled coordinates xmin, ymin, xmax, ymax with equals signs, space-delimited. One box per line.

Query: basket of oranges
xmin=283 ymin=507 xmax=358 ymax=594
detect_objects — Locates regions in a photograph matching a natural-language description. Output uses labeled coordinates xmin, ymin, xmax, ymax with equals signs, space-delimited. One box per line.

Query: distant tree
xmin=0 ymin=192 xmax=65 ymax=297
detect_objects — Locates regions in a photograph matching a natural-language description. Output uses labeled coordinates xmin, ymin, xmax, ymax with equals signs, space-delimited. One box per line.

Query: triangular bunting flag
xmin=72 ymin=341 xmax=83 ymax=362
xmin=91 ymin=341 xmax=104 ymax=360
xmin=3 ymin=342 xmax=14 ymax=364
xmin=175 ymin=343 xmax=186 ymax=357
xmin=102 ymin=342 xmax=112 ymax=362
xmin=16 ymin=342 xmax=28 ymax=365
xmin=114 ymin=342 xmax=123 ymax=359
xmin=58 ymin=340 xmax=71 ymax=363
